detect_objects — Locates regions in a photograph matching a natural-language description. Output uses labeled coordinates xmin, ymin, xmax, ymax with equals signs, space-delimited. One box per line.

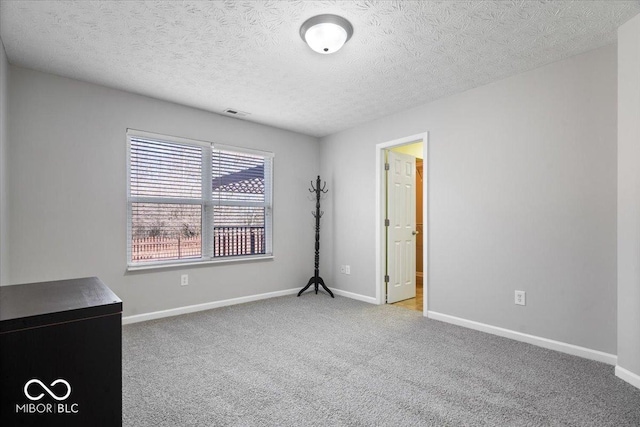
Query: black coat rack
xmin=298 ymin=176 xmax=334 ymax=298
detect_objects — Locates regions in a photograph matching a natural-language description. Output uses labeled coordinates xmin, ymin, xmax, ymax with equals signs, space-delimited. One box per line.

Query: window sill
xmin=126 ymin=255 xmax=274 ymax=272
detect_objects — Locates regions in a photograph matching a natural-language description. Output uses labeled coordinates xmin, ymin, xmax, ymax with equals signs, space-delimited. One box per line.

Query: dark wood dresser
xmin=0 ymin=277 xmax=122 ymax=426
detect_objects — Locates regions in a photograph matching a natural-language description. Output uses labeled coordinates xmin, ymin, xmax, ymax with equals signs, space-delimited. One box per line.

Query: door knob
xmin=412 ymin=230 xmax=419 ymax=235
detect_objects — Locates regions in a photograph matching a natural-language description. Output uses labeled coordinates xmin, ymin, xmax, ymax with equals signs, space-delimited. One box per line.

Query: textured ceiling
xmin=1 ymin=1 xmax=639 ymax=137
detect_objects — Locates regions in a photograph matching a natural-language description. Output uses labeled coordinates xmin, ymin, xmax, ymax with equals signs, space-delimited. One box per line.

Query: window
xmin=127 ymin=129 xmax=273 ymax=268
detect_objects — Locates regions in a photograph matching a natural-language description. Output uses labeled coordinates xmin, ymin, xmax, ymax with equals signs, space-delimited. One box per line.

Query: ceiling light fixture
xmin=300 ymin=14 xmax=353 ymax=54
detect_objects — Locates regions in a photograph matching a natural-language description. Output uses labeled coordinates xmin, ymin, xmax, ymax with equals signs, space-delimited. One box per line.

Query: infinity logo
xmin=23 ymin=379 xmax=71 ymax=401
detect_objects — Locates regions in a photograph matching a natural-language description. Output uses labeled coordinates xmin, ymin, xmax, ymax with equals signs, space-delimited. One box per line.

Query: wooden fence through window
xmin=132 ymin=227 xmax=265 ymax=262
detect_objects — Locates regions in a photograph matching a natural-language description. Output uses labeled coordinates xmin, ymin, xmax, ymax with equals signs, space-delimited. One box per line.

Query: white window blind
xmin=127 ymin=130 xmax=273 ymax=267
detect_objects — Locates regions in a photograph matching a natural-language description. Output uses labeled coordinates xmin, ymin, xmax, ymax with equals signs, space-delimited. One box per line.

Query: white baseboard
xmin=122 ymin=288 xmax=299 ymax=325
xmin=332 ymin=288 xmax=378 ymax=304
xmin=615 ymin=365 xmax=640 ymax=390
xmin=427 ymin=311 xmax=617 ymax=366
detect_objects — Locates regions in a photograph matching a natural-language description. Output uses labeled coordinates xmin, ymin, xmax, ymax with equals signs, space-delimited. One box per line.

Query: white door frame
xmin=375 ymin=132 xmax=429 ymax=317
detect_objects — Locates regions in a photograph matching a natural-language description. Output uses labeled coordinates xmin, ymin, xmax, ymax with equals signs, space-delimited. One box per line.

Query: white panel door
xmin=386 ymin=151 xmax=416 ymax=303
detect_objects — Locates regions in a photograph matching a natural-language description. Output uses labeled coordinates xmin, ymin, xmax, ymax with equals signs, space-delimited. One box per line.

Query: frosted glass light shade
xmin=300 ymin=14 xmax=353 ymax=55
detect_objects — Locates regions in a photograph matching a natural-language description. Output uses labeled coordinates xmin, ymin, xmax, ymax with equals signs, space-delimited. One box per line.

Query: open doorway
xmin=375 ymin=132 xmax=428 ymax=317
xmin=389 ymin=143 xmax=424 ymax=312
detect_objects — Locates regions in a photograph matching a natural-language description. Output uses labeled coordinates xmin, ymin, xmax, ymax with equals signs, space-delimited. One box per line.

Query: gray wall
xmin=0 ymin=38 xmax=8 ymax=286
xmin=7 ymin=66 xmax=319 ymax=317
xmin=320 ymin=45 xmax=618 ymax=354
xmin=617 ymin=14 xmax=640 ymax=378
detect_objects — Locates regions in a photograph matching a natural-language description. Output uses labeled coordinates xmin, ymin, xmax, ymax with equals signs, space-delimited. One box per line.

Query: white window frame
xmin=126 ymin=129 xmax=274 ymax=270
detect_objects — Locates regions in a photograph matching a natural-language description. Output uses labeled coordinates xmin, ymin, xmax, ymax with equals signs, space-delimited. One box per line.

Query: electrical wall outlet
xmin=345 ymin=265 xmax=351 ymax=275
xmin=340 ymin=265 xmax=346 ymax=274
xmin=181 ymin=274 xmax=189 ymax=286
xmin=515 ymin=290 xmax=526 ymax=306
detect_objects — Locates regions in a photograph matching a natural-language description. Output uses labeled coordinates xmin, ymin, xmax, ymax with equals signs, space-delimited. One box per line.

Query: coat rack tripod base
xmin=298 ymin=175 xmax=334 ymax=298
xmin=298 ymin=275 xmax=333 ymax=297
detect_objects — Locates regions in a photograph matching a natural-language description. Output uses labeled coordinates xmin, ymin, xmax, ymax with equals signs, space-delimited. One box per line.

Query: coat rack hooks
xmin=298 ymin=175 xmax=334 ymax=298
xmin=309 ymin=178 xmax=328 ymax=194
